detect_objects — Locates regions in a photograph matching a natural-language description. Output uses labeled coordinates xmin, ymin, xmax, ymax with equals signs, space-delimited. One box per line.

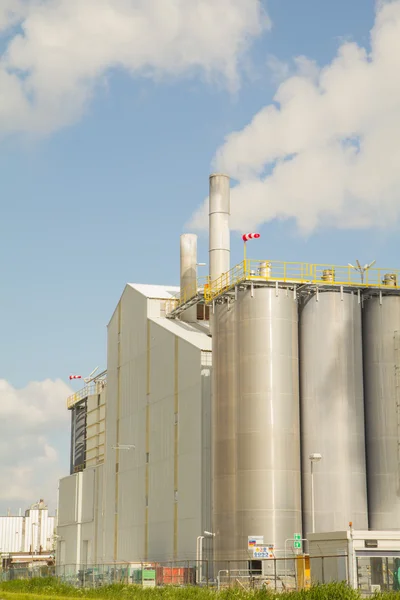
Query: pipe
xmin=196 ymin=535 xmax=204 ymax=584
xmin=180 ymin=234 xmax=198 ymax=322
xmin=311 ymin=461 xmax=315 ymax=534
xmin=209 ymin=174 xmax=230 ymax=283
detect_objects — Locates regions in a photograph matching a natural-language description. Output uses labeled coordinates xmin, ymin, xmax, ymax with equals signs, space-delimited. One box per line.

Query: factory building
xmin=58 ymin=173 xmax=400 ymax=582
xmin=57 ymin=282 xmax=212 ymax=566
xmin=0 ymin=500 xmax=55 ymax=555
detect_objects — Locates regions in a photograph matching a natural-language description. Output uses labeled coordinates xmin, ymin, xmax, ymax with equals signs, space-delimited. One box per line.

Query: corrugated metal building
xmin=0 ymin=517 xmax=22 ymax=553
xmin=0 ymin=500 xmax=55 ymax=554
xmin=57 ymin=283 xmax=211 ymax=567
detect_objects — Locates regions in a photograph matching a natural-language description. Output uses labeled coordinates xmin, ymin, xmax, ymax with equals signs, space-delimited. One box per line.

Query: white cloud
xmin=0 ymin=0 xmax=28 ymax=32
xmin=0 ymin=379 xmax=70 ymax=512
xmin=190 ymin=0 xmax=400 ymax=234
xmin=0 ymin=0 xmax=268 ymax=135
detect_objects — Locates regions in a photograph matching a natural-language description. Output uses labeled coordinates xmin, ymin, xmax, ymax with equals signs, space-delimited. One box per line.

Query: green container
xmin=131 ymin=569 xmax=156 ymax=583
xmin=131 ymin=570 xmax=143 ymax=584
xmin=142 ymin=569 xmax=156 ymax=581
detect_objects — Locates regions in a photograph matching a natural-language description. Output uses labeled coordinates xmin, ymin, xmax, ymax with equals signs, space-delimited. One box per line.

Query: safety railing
xmin=173 ymin=276 xmax=210 ymax=308
xmin=204 ymin=260 xmax=400 ymax=303
xmin=67 ymin=380 xmax=107 ymax=409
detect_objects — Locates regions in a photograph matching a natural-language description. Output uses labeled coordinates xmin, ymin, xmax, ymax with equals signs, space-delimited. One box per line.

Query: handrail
xmin=67 ymin=380 xmax=107 ymax=409
xmin=173 ymin=276 xmax=210 ymax=308
xmin=204 ymin=260 xmax=400 ymax=303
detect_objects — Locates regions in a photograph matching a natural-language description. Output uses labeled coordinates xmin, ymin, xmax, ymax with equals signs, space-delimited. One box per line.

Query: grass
xmin=0 ymin=579 xmax=399 ymax=600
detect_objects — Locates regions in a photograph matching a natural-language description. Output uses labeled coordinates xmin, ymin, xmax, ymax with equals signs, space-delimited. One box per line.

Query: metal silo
xmin=300 ymin=290 xmax=368 ymax=535
xmin=212 ymin=300 xmax=238 ymax=561
xmin=236 ymin=286 xmax=302 ymax=558
xmin=363 ymin=287 xmax=400 ymax=529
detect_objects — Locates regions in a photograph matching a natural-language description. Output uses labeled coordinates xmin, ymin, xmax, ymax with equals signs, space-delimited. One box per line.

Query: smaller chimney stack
xmin=180 ymin=234 xmax=198 ymax=323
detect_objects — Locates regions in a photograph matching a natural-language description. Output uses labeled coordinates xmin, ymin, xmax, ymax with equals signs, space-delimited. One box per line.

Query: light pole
xmin=309 ymin=453 xmax=322 ymax=534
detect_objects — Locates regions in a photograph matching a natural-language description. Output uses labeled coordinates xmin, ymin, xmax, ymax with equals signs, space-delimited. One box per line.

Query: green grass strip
xmin=1 ymin=579 xmax=400 ymax=600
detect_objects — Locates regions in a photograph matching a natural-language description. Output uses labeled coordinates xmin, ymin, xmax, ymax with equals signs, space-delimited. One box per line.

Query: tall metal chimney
xmin=209 ymin=174 xmax=230 ymax=283
xmin=180 ymin=233 xmax=198 ymax=323
xmin=209 ymin=173 xmax=234 ymax=566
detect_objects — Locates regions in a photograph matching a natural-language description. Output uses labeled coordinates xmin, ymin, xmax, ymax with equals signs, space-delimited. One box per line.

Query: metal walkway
xmin=204 ymin=259 xmax=400 ymax=303
xmin=167 ymin=259 xmax=400 ymax=318
xmin=166 ymin=291 xmax=205 ymax=319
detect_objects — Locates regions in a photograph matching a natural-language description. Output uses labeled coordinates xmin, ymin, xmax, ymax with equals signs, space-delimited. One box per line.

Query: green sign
xmin=294 ymin=533 xmax=301 ymax=540
xmin=294 ymin=541 xmax=302 ymax=549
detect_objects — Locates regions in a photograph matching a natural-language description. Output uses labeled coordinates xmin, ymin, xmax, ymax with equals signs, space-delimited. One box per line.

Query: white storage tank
xmin=212 ymin=300 xmax=238 ymax=562
xmin=235 ymin=286 xmax=302 ymax=558
xmin=363 ymin=288 xmax=400 ymax=529
xmin=300 ymin=290 xmax=368 ymax=535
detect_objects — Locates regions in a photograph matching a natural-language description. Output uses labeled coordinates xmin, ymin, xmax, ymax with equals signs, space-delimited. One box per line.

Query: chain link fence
xmin=0 ymin=555 xmax=349 ymax=590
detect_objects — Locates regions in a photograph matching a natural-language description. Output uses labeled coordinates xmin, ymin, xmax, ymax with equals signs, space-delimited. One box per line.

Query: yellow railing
xmin=67 ymin=380 xmax=107 ymax=409
xmin=174 ymin=276 xmax=210 ymax=308
xmin=203 ymin=260 xmax=400 ymax=302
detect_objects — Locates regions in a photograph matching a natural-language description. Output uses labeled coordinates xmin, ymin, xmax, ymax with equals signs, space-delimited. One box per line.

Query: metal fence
xmin=0 ymin=555 xmax=349 ymax=590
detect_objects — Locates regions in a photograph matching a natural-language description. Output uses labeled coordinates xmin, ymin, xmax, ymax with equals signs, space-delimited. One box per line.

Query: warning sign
xmin=253 ymin=545 xmax=274 ymax=559
xmin=248 ymin=536 xmax=264 ymax=550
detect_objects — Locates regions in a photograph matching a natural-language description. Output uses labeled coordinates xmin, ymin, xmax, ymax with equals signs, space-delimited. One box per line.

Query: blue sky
xmin=0 ymin=0 xmax=378 ymax=386
xmin=2 ymin=0 xmax=400 ymax=510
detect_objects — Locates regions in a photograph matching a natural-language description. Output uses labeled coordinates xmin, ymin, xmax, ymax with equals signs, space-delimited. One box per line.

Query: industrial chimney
xmin=180 ymin=233 xmax=198 ymax=323
xmin=209 ymin=174 xmax=230 ymax=283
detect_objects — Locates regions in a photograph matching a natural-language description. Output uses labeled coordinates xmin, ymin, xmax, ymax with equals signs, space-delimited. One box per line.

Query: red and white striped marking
xmin=69 ymin=375 xmax=82 ymax=380
xmin=242 ymin=233 xmax=260 ymax=241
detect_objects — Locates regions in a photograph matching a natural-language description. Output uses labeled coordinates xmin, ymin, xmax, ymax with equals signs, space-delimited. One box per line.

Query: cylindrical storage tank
xmin=300 ymin=291 xmax=368 ymax=535
xmin=236 ymin=286 xmax=302 ymax=558
xmin=363 ymin=294 xmax=400 ymax=529
xmin=212 ymin=300 xmax=237 ymax=563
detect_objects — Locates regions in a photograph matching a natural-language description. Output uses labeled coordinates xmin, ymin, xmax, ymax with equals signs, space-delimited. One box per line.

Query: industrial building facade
xmin=58 ymin=173 xmax=400 ymax=589
xmin=0 ymin=500 xmax=55 ymax=557
xmin=57 ymin=284 xmax=211 ymax=565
